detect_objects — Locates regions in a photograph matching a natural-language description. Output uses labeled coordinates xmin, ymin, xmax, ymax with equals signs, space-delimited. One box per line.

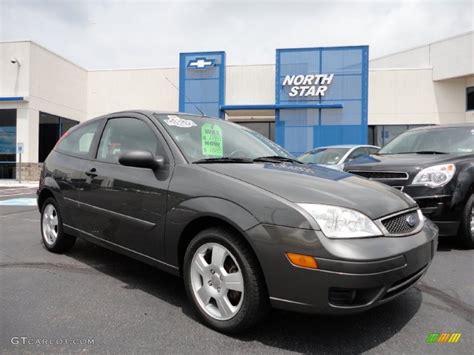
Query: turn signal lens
xmin=286 ymin=252 xmax=318 ymax=269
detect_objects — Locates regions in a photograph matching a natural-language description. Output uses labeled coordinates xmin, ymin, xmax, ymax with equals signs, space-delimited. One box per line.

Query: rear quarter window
xmin=56 ymin=120 xmax=100 ymax=157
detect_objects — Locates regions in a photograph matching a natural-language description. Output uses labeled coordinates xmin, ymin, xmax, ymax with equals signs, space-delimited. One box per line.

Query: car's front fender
xmin=164 ymin=197 xmax=260 ymax=267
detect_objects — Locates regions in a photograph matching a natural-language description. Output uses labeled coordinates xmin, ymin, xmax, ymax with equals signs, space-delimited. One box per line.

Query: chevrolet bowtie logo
xmin=187 ymin=57 xmax=215 ymax=69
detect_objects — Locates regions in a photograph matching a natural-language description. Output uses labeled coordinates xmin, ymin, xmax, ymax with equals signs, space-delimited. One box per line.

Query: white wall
xmin=16 ymin=107 xmax=39 ymax=164
xmin=431 ymin=32 xmax=474 ymax=81
xmin=370 ymin=45 xmax=430 ymax=70
xmin=29 ymin=42 xmax=88 ymax=122
xmin=369 ymin=68 xmax=470 ymax=125
xmin=1 ymin=41 xmax=88 ymax=163
xmin=370 ymin=31 xmax=473 ymax=81
xmin=433 ymin=77 xmax=470 ymax=124
xmin=87 ymin=68 xmax=179 ymax=119
xmin=369 ymin=68 xmax=438 ymax=125
xmin=0 ymin=41 xmax=30 ymax=98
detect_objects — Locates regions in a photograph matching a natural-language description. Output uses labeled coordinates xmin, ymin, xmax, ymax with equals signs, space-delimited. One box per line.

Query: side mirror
xmin=118 ymin=150 xmax=164 ymax=170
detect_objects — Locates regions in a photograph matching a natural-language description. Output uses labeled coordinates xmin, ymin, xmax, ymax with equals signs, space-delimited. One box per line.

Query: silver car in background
xmin=298 ymin=145 xmax=380 ymax=170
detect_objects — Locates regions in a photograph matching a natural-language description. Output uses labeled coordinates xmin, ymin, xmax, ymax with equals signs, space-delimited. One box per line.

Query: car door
xmin=78 ymin=114 xmax=173 ymax=260
xmin=51 ymin=119 xmax=103 ymax=229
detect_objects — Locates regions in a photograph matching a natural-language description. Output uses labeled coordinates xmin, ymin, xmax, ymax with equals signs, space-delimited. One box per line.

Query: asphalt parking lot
xmin=1 ymin=187 xmax=473 ymax=354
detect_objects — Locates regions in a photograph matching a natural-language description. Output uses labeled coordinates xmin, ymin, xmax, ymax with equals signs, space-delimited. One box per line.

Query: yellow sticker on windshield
xmin=201 ymin=123 xmax=223 ymax=156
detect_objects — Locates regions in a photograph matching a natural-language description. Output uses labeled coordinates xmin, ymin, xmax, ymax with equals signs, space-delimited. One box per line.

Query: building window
xmin=39 ymin=112 xmax=79 ymax=162
xmin=467 ymin=87 xmax=474 ymax=111
xmin=367 ymin=126 xmax=376 ymax=146
xmin=0 ymin=109 xmax=17 ymax=179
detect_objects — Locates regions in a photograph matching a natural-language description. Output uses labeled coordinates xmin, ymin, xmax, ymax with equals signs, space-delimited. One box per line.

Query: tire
xmin=40 ymin=197 xmax=76 ymax=253
xmin=458 ymin=194 xmax=474 ymax=249
xmin=183 ymin=227 xmax=269 ymax=333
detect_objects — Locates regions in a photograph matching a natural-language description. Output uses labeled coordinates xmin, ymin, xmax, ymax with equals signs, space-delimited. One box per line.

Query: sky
xmin=0 ymin=0 xmax=472 ymax=70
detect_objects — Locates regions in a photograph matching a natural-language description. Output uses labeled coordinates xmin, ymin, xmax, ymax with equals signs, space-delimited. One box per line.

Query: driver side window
xmin=348 ymin=147 xmax=368 ymax=161
xmin=97 ymin=117 xmax=164 ymax=164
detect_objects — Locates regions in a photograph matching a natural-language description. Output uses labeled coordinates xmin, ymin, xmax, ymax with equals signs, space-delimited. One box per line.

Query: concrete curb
xmin=0 ymin=180 xmax=39 ymax=188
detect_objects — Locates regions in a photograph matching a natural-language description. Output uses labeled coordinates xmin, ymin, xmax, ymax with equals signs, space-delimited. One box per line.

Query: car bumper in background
xmin=403 ymin=185 xmax=461 ymax=236
xmin=246 ymin=220 xmax=438 ymax=314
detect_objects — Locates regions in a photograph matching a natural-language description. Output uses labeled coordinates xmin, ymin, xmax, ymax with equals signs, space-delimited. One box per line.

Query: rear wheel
xmin=41 ymin=197 xmax=76 ymax=253
xmin=183 ymin=227 xmax=269 ymax=333
xmin=458 ymin=194 xmax=474 ymax=249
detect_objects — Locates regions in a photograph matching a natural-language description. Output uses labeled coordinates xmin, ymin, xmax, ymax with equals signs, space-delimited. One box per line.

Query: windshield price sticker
xmin=164 ymin=115 xmax=197 ymax=128
xmin=201 ymin=123 xmax=223 ymax=156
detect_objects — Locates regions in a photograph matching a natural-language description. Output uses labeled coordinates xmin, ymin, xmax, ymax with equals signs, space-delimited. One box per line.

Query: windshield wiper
xmin=253 ymin=155 xmax=303 ymax=164
xmin=415 ymin=151 xmax=447 ymax=154
xmin=193 ymin=157 xmax=253 ymax=164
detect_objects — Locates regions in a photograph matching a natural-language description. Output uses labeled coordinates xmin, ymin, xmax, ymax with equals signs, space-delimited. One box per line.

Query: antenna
xmin=165 ymin=77 xmax=205 ymax=117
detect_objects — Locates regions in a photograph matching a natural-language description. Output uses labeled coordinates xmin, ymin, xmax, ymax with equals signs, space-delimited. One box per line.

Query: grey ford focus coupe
xmin=37 ymin=111 xmax=438 ymax=333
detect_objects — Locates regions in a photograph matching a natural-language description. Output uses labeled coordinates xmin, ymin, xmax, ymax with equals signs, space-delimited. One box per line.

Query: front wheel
xmin=41 ymin=197 xmax=76 ymax=253
xmin=183 ymin=227 xmax=269 ymax=333
xmin=458 ymin=194 xmax=474 ymax=249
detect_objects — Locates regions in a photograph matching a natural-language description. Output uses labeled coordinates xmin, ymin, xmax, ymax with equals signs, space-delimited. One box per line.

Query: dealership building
xmin=0 ymin=31 xmax=473 ymax=180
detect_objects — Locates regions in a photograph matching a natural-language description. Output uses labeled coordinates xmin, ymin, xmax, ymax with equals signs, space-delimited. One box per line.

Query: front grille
xmin=348 ymin=171 xmax=409 ymax=180
xmin=382 ymin=210 xmax=420 ymax=235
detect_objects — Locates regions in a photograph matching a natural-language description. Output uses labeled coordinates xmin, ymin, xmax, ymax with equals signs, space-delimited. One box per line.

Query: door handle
xmin=85 ymin=168 xmax=97 ymax=178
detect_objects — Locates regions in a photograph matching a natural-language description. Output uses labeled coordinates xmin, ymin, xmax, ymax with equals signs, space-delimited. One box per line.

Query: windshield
xmin=379 ymin=127 xmax=474 ymax=155
xmin=154 ymin=114 xmax=293 ymax=162
xmin=298 ymin=148 xmax=349 ymax=165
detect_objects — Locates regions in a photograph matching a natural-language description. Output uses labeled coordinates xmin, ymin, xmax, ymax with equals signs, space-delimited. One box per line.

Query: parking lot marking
xmin=0 ymin=198 xmax=37 ymax=206
xmin=0 ymin=215 xmax=39 ymax=222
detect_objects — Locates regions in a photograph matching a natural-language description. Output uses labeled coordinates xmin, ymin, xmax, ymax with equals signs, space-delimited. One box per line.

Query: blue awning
xmin=0 ymin=96 xmax=25 ymax=102
xmin=220 ymin=103 xmax=343 ymax=111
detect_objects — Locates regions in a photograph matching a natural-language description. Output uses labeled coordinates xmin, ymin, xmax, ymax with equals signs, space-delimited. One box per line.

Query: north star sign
xmin=282 ymin=73 xmax=334 ymax=97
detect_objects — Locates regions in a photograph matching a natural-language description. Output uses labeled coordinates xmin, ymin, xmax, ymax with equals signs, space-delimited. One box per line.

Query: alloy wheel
xmin=42 ymin=204 xmax=59 ymax=246
xmin=190 ymin=242 xmax=244 ymax=320
xmin=470 ymin=206 xmax=474 ymax=236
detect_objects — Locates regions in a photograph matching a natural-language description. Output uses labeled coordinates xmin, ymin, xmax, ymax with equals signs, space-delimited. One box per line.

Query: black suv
xmin=345 ymin=124 xmax=473 ymax=248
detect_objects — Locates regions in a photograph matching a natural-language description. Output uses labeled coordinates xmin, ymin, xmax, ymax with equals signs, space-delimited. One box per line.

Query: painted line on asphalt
xmin=0 ymin=192 xmax=37 ymax=197
xmin=0 ymin=215 xmax=39 ymax=222
xmin=0 ymin=198 xmax=37 ymax=206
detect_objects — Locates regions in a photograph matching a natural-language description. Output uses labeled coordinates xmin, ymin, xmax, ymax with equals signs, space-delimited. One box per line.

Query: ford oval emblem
xmin=406 ymin=214 xmax=417 ymax=228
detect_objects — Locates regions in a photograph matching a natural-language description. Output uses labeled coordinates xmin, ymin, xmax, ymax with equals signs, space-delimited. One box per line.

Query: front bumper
xmin=403 ymin=185 xmax=461 ymax=236
xmin=246 ymin=219 xmax=438 ymax=314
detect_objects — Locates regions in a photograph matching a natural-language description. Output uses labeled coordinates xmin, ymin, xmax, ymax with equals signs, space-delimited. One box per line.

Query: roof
xmin=408 ymin=123 xmax=474 ymax=131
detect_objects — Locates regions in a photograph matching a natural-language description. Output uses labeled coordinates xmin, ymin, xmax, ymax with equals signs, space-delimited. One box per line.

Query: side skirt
xmin=64 ymin=224 xmax=180 ymax=277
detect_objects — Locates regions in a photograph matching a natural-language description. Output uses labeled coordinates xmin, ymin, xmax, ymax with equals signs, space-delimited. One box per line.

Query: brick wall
xmin=16 ymin=163 xmax=43 ymax=181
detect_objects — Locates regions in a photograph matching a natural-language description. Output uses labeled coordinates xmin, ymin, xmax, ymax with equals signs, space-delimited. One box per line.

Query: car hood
xmin=345 ymin=153 xmax=471 ymax=172
xmin=200 ymin=162 xmax=415 ymax=219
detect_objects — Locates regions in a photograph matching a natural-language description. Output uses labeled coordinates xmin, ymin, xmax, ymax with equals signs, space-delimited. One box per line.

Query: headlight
xmin=297 ymin=203 xmax=382 ymax=239
xmin=412 ymin=164 xmax=455 ymax=188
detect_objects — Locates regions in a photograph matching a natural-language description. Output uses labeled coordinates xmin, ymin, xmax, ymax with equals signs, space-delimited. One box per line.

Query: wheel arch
xmin=177 ymin=215 xmax=258 ymax=274
xmin=452 ymin=163 xmax=474 ymax=208
xmin=165 ymin=197 xmax=261 ymax=275
xmin=37 ymin=188 xmax=55 ymax=212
